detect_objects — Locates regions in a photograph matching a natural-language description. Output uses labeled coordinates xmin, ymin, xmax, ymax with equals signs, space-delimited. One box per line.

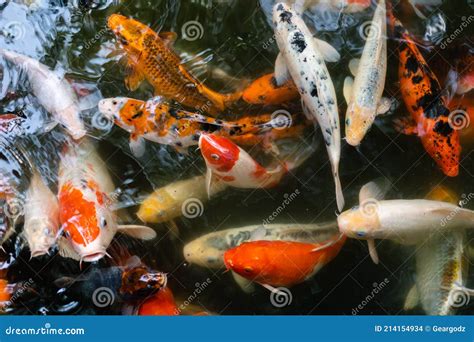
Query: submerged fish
xmin=137 ymin=175 xmax=228 ymax=224
xmin=242 ymin=73 xmax=299 ymax=105
xmin=23 ymin=172 xmax=59 ymax=258
xmin=199 ymin=134 xmax=288 ymax=193
xmin=58 ymin=140 xmax=156 ymax=263
xmin=392 ymin=16 xmax=460 ymax=177
xmin=138 ymin=287 xmax=178 ymax=316
xmin=224 ymin=234 xmax=345 ymax=288
xmin=0 ymin=49 xmax=86 ymax=140
xmin=273 ymin=2 xmax=344 ymax=211
xmin=343 ymin=0 xmax=390 ymax=146
xmin=184 ymin=222 xmax=339 ymax=269
xmin=337 ymin=180 xmax=474 ymax=263
xmin=107 ymin=14 xmax=240 ymax=116
xmin=98 ymin=97 xmax=306 ymax=156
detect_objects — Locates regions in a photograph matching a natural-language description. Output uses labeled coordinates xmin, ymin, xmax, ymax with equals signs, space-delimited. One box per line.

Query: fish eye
xmin=100 ymin=217 xmax=108 ymax=229
xmin=243 ymin=267 xmax=253 ymax=274
xmin=112 ymin=100 xmax=117 ymax=105
xmin=356 ymin=231 xmax=366 ymax=237
xmin=210 ymin=153 xmax=220 ymax=161
xmin=64 ymin=231 xmax=70 ymax=238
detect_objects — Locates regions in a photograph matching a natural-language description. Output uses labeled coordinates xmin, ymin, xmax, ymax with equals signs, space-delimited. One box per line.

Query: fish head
xmin=98 ymin=97 xmax=146 ymax=132
xmin=121 ymin=266 xmax=167 ymax=296
xmin=345 ymin=105 xmax=375 ymax=146
xmin=183 ymin=237 xmax=224 ymax=268
xmin=107 ymin=14 xmax=149 ymax=54
xmin=25 ymin=218 xmax=57 ymax=258
xmin=224 ymin=243 xmax=269 ymax=281
xmin=199 ymin=134 xmax=240 ymax=173
xmin=59 ymin=182 xmax=116 ymax=262
xmin=337 ymin=204 xmax=381 ymax=240
xmin=272 ymin=2 xmax=295 ymax=29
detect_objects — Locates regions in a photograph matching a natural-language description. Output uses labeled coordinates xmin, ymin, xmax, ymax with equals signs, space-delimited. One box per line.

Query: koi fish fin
xmin=393 ymin=117 xmax=418 ymax=136
xmin=129 ymin=136 xmax=146 ymax=157
xmin=274 ymin=53 xmax=290 ymax=86
xmin=117 ymin=225 xmax=157 ymax=240
xmin=359 ymin=178 xmax=391 ymax=203
xmin=311 ymin=233 xmax=345 ymax=252
xmin=43 ymin=120 xmax=59 ymax=134
xmin=159 ymin=32 xmax=178 ymax=47
xmin=313 ymin=38 xmax=340 ymax=63
xmin=408 ymin=0 xmax=427 ymax=19
xmin=348 ymin=58 xmax=360 ymax=77
xmin=431 ymin=207 xmax=474 ymax=222
xmin=173 ymin=145 xmax=189 ymax=155
xmin=231 ymin=271 xmax=256 ymax=294
xmin=205 ymin=167 xmax=218 ymax=199
xmin=58 ymin=237 xmax=81 ymax=261
xmin=334 ymin=171 xmax=344 ymax=212
xmin=367 ymin=239 xmax=379 ymax=264
xmin=54 ymin=276 xmax=76 ymax=288
xmin=124 ymin=62 xmax=145 ymax=91
xmin=306 ymin=262 xmax=324 ymax=280
xmin=376 ymin=97 xmax=392 ymax=115
xmin=403 ymin=285 xmax=419 ymax=310
xmin=250 ymin=225 xmax=266 ymax=241
xmin=343 ymin=76 xmax=353 ymax=104
xmin=453 ymin=282 xmax=474 ymax=296
xmin=166 ymin=219 xmax=180 ymax=239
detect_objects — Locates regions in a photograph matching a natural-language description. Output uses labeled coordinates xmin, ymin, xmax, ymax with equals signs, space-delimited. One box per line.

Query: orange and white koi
xmin=199 ymin=134 xmax=288 ymax=193
xmin=98 ymin=97 xmax=306 ymax=156
xmin=107 ymin=14 xmax=240 ymax=116
xmin=58 ymin=140 xmax=156 ymax=263
xmin=242 ymin=73 xmax=299 ymax=105
xmin=224 ymin=234 xmax=345 ymax=288
xmin=0 ymin=49 xmax=86 ymax=140
xmin=392 ymin=15 xmax=461 ymax=177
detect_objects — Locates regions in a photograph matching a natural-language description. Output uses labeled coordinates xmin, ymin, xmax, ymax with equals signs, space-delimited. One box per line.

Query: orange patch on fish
xmin=200 ymin=134 xmax=239 ymax=172
xmin=138 ymin=287 xmax=179 ymax=316
xmin=242 ymin=73 xmax=299 ymax=105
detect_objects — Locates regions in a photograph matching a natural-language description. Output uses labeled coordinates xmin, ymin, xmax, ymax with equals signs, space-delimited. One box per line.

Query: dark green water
xmin=0 ymin=0 xmax=473 ymax=315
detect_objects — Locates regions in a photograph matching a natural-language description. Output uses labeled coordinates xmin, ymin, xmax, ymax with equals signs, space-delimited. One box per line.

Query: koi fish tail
xmin=334 ymin=170 xmax=344 ymax=212
xmin=197 ymin=85 xmax=242 ymax=111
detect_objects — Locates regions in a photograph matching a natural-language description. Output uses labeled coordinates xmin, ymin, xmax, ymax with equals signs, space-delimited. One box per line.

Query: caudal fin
xmin=334 ymin=172 xmax=344 ymax=212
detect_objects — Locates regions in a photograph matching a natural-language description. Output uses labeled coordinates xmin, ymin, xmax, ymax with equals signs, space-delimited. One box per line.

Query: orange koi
xmin=107 ymin=14 xmax=240 ymax=116
xmin=98 ymin=97 xmax=306 ymax=156
xmin=224 ymin=234 xmax=346 ymax=288
xmin=138 ymin=287 xmax=179 ymax=316
xmin=393 ymin=16 xmax=461 ymax=177
xmin=242 ymin=73 xmax=299 ymax=105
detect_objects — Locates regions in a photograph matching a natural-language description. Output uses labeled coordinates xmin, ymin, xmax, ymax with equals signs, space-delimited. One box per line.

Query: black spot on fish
xmin=168 ymin=108 xmax=179 ymax=118
xmin=433 ymin=120 xmax=453 ymax=137
xmin=270 ymin=76 xmax=278 ymax=88
xmin=405 ymin=56 xmax=419 ymax=74
xmin=310 ymin=82 xmax=317 ymax=97
xmin=176 ymin=142 xmax=183 ymax=147
xmin=131 ymin=111 xmax=143 ymax=119
xmin=200 ymin=122 xmax=219 ymax=133
xmin=192 ymin=134 xmax=200 ymax=141
xmin=279 ymin=10 xmax=293 ymax=24
xmin=291 ymin=32 xmax=306 ymax=53
xmin=412 ymin=75 xmax=423 ymax=84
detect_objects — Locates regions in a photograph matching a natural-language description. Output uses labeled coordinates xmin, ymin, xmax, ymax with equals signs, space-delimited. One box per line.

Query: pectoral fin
xmin=275 ymin=53 xmax=290 ymax=86
xmin=130 ymin=135 xmax=146 ymax=157
xmin=118 ymin=225 xmax=157 ymax=240
xmin=403 ymin=285 xmax=419 ymax=310
xmin=343 ymin=76 xmax=354 ymax=104
xmin=348 ymin=58 xmax=360 ymax=77
xmin=231 ymin=271 xmax=256 ymax=294
xmin=125 ymin=62 xmax=145 ymax=91
xmin=314 ymin=38 xmax=340 ymax=62
xmin=159 ymin=32 xmax=178 ymax=46
xmin=376 ymin=97 xmax=392 ymax=115
xmin=367 ymin=239 xmax=379 ymax=264
xmin=58 ymin=237 xmax=81 ymax=261
xmin=359 ymin=178 xmax=391 ymax=203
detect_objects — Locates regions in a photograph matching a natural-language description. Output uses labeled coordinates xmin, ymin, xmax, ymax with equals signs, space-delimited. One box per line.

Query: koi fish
xmin=273 ymin=2 xmax=344 ymax=211
xmin=242 ymin=73 xmax=299 ymax=105
xmin=23 ymin=172 xmax=59 ymax=258
xmin=184 ymin=222 xmax=339 ymax=269
xmin=392 ymin=16 xmax=460 ymax=177
xmin=138 ymin=287 xmax=178 ymax=316
xmin=58 ymin=140 xmax=156 ymax=263
xmin=337 ymin=180 xmax=474 ymax=263
xmin=107 ymin=14 xmax=240 ymax=116
xmin=137 ymin=175 xmax=228 ymax=224
xmin=224 ymin=234 xmax=345 ymax=288
xmin=343 ymin=0 xmax=390 ymax=146
xmin=456 ymin=54 xmax=474 ymax=95
xmin=98 ymin=96 xmax=306 ymax=156
xmin=199 ymin=134 xmax=288 ymax=192
xmin=403 ymin=186 xmax=473 ymax=315
xmin=0 ymin=49 xmax=86 ymax=139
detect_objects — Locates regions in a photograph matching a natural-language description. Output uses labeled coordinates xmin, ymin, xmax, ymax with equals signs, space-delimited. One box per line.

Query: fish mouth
xmin=30 ymin=249 xmax=49 ymax=258
xmin=81 ymin=252 xmax=106 ymax=262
